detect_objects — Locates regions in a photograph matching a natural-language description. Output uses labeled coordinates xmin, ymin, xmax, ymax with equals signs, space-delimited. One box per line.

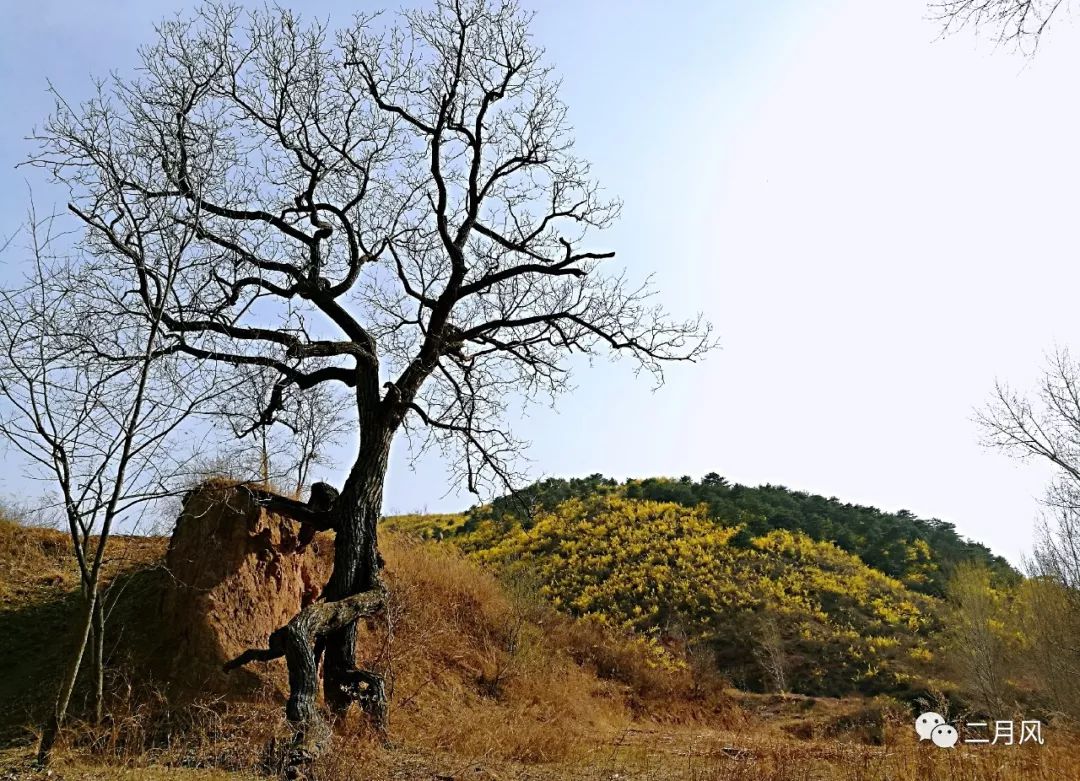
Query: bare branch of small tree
xmin=931 ymin=0 xmax=1071 ymax=51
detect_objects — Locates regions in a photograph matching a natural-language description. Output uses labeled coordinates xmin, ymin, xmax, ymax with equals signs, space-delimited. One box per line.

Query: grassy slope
xmin=387 ymin=498 xmax=945 ymax=699
xmin=0 ymin=516 xmax=1077 ymax=780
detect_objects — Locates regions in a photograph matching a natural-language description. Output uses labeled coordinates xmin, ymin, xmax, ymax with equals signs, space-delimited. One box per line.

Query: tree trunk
xmin=37 ymin=588 xmax=97 ymax=766
xmin=91 ymin=596 xmax=105 ymax=724
xmin=319 ymin=431 xmax=392 ymax=730
xmin=224 ymin=421 xmax=396 ymax=757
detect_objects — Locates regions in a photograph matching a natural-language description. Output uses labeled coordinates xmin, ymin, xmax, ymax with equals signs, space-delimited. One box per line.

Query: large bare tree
xmin=30 ymin=0 xmax=713 ymax=746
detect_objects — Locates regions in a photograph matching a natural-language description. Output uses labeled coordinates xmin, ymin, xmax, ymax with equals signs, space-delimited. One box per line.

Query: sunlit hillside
xmin=387 ymin=493 xmax=948 ymax=699
xmin=457 ymin=475 xmax=1016 ymax=595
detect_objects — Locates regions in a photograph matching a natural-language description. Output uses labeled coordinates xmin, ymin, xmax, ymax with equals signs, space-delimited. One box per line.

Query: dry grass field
xmin=0 ymin=514 xmax=1074 ymax=781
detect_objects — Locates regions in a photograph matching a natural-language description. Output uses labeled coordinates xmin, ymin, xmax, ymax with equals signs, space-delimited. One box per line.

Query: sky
xmin=0 ymin=0 xmax=1077 ymax=564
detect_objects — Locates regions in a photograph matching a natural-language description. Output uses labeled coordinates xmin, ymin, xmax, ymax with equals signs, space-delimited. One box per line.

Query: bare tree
xmin=0 ymin=210 xmax=227 ymax=764
xmin=28 ymin=0 xmax=713 ymax=749
xmin=286 ymin=382 xmax=352 ymax=495
xmin=932 ymin=0 xmax=1071 ymax=50
xmin=752 ymin=617 xmax=789 ymax=695
xmin=977 ymin=350 xmax=1080 ymax=570
xmin=977 ymin=349 xmax=1080 ymax=489
xmin=1016 ymin=544 xmax=1080 ymax=718
xmin=976 ymin=349 xmax=1080 ymax=712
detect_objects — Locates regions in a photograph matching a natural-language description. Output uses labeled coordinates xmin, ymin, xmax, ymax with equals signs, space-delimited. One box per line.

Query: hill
xmin=390 ymin=495 xmax=945 ymax=699
xmin=1 ymin=491 xmax=1078 ymax=781
xmin=386 ymin=474 xmax=1022 ymax=700
xmin=463 ymin=474 xmax=1017 ymax=596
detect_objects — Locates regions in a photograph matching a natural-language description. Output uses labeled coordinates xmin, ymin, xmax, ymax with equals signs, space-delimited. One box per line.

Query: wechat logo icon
xmin=916 ymin=712 xmax=958 ymax=748
xmin=931 ymin=723 xmax=959 ymax=747
xmin=915 ymin=712 xmax=944 ymax=740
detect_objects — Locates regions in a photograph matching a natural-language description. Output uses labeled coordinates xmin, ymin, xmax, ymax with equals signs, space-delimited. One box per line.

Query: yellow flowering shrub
xmin=433 ymin=496 xmax=940 ymax=697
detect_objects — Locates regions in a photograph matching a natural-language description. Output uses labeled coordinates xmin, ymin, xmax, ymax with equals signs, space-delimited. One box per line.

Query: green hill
xmin=386 ymin=474 xmax=1017 ymax=699
xmin=464 ymin=473 xmax=1017 ymax=596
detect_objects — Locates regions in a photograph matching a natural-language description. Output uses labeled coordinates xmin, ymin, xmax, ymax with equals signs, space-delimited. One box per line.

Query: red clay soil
xmin=157 ymin=481 xmax=330 ymax=695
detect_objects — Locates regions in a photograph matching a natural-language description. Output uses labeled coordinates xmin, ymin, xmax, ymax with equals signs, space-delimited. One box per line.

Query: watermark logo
xmin=931 ymin=723 xmax=959 ymax=748
xmin=915 ymin=712 xmax=1045 ymax=748
xmin=915 ymin=712 xmax=945 ymax=741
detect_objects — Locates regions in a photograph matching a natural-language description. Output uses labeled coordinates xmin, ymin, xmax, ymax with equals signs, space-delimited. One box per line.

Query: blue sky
xmin=2 ymin=0 xmax=1077 ymax=564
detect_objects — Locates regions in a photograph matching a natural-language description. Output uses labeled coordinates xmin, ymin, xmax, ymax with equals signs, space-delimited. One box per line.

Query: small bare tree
xmin=0 ymin=211 xmax=228 ymax=764
xmin=932 ymin=0 xmax=1071 ymax=51
xmin=29 ymin=0 xmax=713 ymax=750
xmin=976 ymin=349 xmax=1080 ymax=712
xmin=752 ymin=617 xmax=789 ymax=695
xmin=977 ymin=351 xmax=1080 ymax=571
xmin=977 ymin=349 xmax=1080 ymax=493
xmin=284 ymin=382 xmax=352 ymax=495
xmin=216 ymin=363 xmax=350 ymax=493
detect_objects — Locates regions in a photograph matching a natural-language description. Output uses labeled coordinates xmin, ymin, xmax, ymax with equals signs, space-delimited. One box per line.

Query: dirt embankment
xmin=157 ymin=482 xmax=330 ymax=695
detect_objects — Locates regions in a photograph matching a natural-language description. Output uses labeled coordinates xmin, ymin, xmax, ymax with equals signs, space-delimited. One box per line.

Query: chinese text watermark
xmin=916 ymin=712 xmax=1045 ymax=748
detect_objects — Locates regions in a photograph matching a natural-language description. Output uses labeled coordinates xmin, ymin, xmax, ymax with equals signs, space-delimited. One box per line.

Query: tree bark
xmin=320 ymin=430 xmax=392 ymax=729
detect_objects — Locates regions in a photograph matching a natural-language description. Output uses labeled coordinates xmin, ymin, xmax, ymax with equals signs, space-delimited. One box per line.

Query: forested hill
xmin=465 ymin=473 xmax=1015 ymax=596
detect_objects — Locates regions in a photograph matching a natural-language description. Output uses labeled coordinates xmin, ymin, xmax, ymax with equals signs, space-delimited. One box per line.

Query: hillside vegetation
xmin=391 ymin=495 xmax=944 ymax=698
xmin=386 ymin=474 xmax=1029 ymax=701
xmin=460 ymin=475 xmax=1016 ymax=596
xmin=2 ymin=505 xmax=1078 ymax=781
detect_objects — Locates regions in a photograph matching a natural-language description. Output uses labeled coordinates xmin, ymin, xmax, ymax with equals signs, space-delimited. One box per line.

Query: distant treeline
xmin=468 ymin=473 xmax=1016 ymax=596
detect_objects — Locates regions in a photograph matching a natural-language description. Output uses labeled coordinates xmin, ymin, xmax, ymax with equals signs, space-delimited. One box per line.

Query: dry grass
xmin=0 ymin=516 xmax=77 ymax=603
xmin=0 ymin=517 xmax=726 ymax=769
xmin=573 ymin=724 xmax=1080 ymax=781
xmin=2 ymin=515 xmax=1078 ymax=780
xmin=369 ymin=532 xmax=644 ymax=762
xmin=5 ymin=723 xmax=1077 ymax=781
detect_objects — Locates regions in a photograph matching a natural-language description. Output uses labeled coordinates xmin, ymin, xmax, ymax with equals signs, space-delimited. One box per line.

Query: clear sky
xmin=1 ymin=0 xmax=1076 ymax=564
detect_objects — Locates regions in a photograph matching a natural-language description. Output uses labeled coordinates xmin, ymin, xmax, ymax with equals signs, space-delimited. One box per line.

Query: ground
xmin=0 ymin=724 xmax=1068 ymax=781
xmin=0 ymin=507 xmax=1074 ymax=780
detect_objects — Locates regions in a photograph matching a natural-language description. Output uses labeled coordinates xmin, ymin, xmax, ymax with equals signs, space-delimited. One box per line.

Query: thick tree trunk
xmin=225 ymin=588 xmax=387 ymax=761
xmin=227 ymin=425 xmax=394 ymax=754
xmin=319 ymin=432 xmax=392 ymax=729
xmin=280 ymin=589 xmax=387 ymax=754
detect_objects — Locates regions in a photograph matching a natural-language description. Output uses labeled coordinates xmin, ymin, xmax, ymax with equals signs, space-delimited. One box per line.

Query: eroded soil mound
xmin=158 ymin=481 xmax=329 ymax=694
